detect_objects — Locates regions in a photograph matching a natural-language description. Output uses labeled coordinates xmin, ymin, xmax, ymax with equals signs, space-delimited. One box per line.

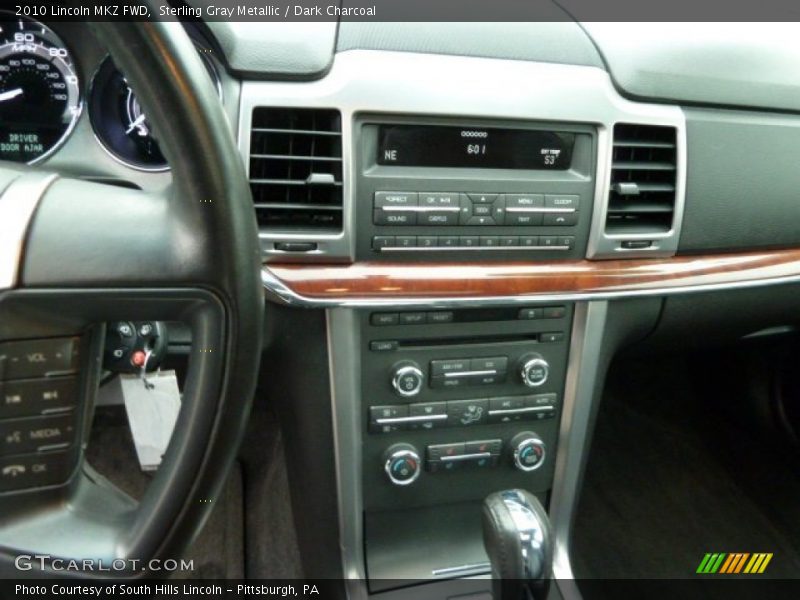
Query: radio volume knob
xmin=392 ymin=363 xmax=424 ymax=397
xmin=520 ymin=354 xmax=549 ymax=387
xmin=384 ymin=444 xmax=422 ymax=486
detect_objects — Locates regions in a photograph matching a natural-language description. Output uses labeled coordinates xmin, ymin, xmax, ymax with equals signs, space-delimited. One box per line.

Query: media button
xmin=419 ymin=212 xmax=459 ymax=226
xmin=499 ymin=236 xmax=519 ymax=247
xmin=506 ymin=193 xmax=544 ymax=208
xmin=543 ymin=212 xmax=578 ymax=226
xmin=545 ymin=194 xmax=579 ymax=209
xmin=374 ymin=209 xmax=417 ymax=226
xmin=374 ymin=191 xmax=418 ymax=208
xmin=505 ymin=213 xmax=542 ymax=226
xmin=467 ymin=193 xmax=498 ymax=204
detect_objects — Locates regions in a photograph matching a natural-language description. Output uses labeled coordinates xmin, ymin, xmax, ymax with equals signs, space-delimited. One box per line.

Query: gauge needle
xmin=0 ymin=88 xmax=23 ymax=102
xmin=125 ymin=113 xmax=148 ymax=135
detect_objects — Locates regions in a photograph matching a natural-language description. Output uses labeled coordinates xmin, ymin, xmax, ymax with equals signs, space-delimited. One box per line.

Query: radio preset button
xmin=459 ymin=236 xmax=479 ymax=247
xmin=480 ymin=236 xmax=500 ymax=247
xmin=500 ymin=236 xmax=519 ymax=247
xmin=417 ymin=236 xmax=438 ymax=248
xmin=372 ymin=236 xmax=395 ymax=250
xmin=396 ymin=236 xmax=416 ymax=248
xmin=558 ymin=236 xmax=575 ymax=249
xmin=439 ymin=236 xmax=459 ymax=247
xmin=540 ymin=236 xmax=560 ymax=247
xmin=520 ymin=236 xmax=540 ymax=247
xmin=374 ymin=191 xmax=418 ymax=207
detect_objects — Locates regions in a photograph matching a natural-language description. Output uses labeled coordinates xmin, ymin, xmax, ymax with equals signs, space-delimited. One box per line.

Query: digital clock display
xmin=377 ymin=124 xmax=575 ymax=170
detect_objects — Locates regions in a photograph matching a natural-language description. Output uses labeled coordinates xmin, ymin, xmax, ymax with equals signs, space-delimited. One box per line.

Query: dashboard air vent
xmin=249 ymin=107 xmax=343 ymax=231
xmin=605 ymin=123 xmax=677 ymax=235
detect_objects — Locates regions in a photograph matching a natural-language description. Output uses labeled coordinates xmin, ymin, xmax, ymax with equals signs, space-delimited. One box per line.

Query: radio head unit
xmin=356 ymin=116 xmax=597 ymax=262
xmin=377 ymin=124 xmax=576 ymax=170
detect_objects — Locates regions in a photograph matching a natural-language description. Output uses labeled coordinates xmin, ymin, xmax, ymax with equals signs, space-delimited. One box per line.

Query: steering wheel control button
xmin=0 ymin=414 xmax=76 ymax=455
xmin=117 ymin=322 xmax=134 ymax=337
xmin=0 ymin=377 xmax=77 ymax=419
xmin=0 ymin=451 xmax=72 ymax=493
xmin=392 ymin=363 xmax=424 ymax=398
xmin=0 ymin=337 xmax=80 ymax=381
xmin=384 ymin=444 xmax=421 ymax=486
xmin=511 ymin=432 xmax=546 ymax=472
xmin=520 ymin=355 xmax=550 ymax=388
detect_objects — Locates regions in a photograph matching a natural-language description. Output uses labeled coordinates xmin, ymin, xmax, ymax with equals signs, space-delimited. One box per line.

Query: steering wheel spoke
xmin=0 ymin=7 xmax=262 ymax=578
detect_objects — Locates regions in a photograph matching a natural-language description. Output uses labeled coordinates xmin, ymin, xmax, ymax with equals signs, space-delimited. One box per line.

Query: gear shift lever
xmin=482 ymin=489 xmax=553 ymax=600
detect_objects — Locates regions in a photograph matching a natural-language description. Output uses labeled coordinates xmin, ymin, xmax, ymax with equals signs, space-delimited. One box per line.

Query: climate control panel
xmin=360 ymin=304 xmax=573 ymax=510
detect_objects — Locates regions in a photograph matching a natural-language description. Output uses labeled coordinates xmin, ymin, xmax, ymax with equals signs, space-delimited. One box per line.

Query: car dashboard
xmin=4 ymin=13 xmax=800 ymax=598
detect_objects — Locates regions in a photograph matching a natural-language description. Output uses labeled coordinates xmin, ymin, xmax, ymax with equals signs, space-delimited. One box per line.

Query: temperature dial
xmin=511 ymin=432 xmax=546 ymax=472
xmin=384 ymin=444 xmax=421 ymax=486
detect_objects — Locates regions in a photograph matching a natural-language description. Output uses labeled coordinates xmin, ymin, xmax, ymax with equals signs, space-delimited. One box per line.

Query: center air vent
xmin=249 ymin=107 xmax=343 ymax=232
xmin=605 ymin=123 xmax=677 ymax=234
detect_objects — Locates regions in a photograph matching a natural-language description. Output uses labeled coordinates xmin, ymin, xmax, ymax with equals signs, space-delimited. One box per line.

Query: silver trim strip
xmin=551 ymin=301 xmax=608 ymax=599
xmin=375 ymin=414 xmax=448 ymax=425
xmin=239 ymin=50 xmax=685 ymax=262
xmin=0 ymin=172 xmax=59 ymax=291
xmin=326 ymin=310 xmax=368 ymax=599
xmin=432 ymin=562 xmax=491 ymax=578
xmin=505 ymin=207 xmax=575 ymax=214
xmin=440 ymin=452 xmax=492 ymax=462
xmin=380 ymin=206 xmax=461 ymax=213
xmin=488 ymin=406 xmax=553 ymax=416
xmin=444 ymin=369 xmax=497 ymax=378
xmin=262 ymin=265 xmax=800 ymax=309
xmin=378 ymin=245 xmax=571 ymax=252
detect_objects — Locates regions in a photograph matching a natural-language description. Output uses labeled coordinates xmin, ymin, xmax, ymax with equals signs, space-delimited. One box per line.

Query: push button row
xmin=426 ymin=439 xmax=502 ymax=472
xmin=371 ymin=311 xmax=454 ymax=326
xmin=373 ymin=235 xmax=574 ymax=251
xmin=373 ymin=191 xmax=580 ymax=227
xmin=430 ymin=356 xmax=508 ymax=389
xmin=369 ymin=393 xmax=558 ymax=433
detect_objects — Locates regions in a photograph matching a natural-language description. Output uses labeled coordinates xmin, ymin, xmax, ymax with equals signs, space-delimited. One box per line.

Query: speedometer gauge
xmin=0 ymin=12 xmax=81 ymax=163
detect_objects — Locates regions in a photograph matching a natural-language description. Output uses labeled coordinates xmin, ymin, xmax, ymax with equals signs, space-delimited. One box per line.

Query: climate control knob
xmin=510 ymin=432 xmax=546 ymax=472
xmin=520 ymin=354 xmax=549 ymax=387
xmin=384 ymin=444 xmax=421 ymax=486
xmin=391 ymin=363 xmax=424 ymax=397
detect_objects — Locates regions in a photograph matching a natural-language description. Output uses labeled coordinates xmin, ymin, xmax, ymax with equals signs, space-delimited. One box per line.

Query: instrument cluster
xmin=0 ymin=11 xmax=222 ymax=171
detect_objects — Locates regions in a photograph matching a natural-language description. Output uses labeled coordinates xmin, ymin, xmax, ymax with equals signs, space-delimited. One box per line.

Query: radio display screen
xmin=377 ymin=125 xmax=575 ymax=170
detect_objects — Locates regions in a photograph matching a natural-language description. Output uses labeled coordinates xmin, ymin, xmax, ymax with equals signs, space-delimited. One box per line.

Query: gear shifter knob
xmin=482 ymin=489 xmax=553 ymax=600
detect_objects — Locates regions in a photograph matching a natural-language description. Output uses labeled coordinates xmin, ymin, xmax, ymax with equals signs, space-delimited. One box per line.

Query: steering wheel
xmin=0 ymin=14 xmax=262 ymax=576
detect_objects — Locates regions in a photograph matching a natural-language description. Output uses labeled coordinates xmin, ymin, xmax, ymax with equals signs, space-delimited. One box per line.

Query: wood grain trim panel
xmin=264 ymin=248 xmax=800 ymax=301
